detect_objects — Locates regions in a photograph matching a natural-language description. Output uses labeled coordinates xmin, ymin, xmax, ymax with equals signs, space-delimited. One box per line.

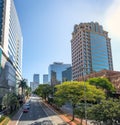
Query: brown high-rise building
xmin=71 ymin=22 xmax=113 ymax=80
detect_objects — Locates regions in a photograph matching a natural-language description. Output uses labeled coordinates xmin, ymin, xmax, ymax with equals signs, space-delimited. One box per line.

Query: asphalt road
xmin=18 ymin=96 xmax=67 ymax=125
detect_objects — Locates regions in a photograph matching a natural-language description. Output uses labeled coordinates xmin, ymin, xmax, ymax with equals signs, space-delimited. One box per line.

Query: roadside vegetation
xmin=0 ymin=78 xmax=31 ymax=124
xmin=34 ymin=77 xmax=120 ymax=125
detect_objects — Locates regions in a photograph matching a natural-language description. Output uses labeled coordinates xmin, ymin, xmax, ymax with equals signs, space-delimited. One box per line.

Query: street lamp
xmin=80 ymin=67 xmax=89 ymax=125
xmin=82 ymin=67 xmax=87 ymax=125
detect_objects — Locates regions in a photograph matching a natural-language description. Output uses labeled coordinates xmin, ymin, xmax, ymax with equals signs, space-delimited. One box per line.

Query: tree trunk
xmin=22 ymin=87 xmax=23 ymax=95
xmin=71 ymin=104 xmax=75 ymax=121
xmin=81 ymin=118 xmax=83 ymax=125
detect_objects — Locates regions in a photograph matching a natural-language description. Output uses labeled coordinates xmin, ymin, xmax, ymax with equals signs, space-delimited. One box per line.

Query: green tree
xmin=18 ymin=79 xmax=27 ymax=95
xmin=55 ymin=81 xmax=105 ymax=121
xmin=88 ymin=98 xmax=120 ymax=125
xmin=2 ymin=93 xmax=19 ymax=113
xmin=25 ymin=86 xmax=31 ymax=98
xmin=88 ymin=77 xmax=115 ymax=95
xmin=74 ymin=103 xmax=86 ymax=124
xmin=34 ymin=84 xmax=53 ymax=100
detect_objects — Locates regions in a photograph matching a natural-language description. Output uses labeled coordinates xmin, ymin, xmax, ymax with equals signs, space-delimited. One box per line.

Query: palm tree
xmin=25 ymin=86 xmax=31 ymax=98
xmin=18 ymin=79 xmax=27 ymax=96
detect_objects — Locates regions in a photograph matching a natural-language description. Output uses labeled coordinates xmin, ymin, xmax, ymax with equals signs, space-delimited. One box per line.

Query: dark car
xmin=23 ymin=105 xmax=29 ymax=113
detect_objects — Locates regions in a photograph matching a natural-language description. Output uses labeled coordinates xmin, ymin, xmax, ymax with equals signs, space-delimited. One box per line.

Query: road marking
xmin=42 ymin=101 xmax=57 ymax=115
xmin=16 ymin=112 xmax=23 ymax=125
xmin=39 ymin=102 xmax=52 ymax=122
xmin=41 ymin=101 xmax=68 ymax=123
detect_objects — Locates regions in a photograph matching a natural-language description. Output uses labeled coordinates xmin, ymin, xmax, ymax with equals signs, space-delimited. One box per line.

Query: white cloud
xmin=105 ymin=0 xmax=120 ymax=39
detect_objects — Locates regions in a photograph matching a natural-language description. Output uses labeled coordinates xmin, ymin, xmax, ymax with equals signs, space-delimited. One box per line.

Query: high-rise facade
xmin=30 ymin=82 xmax=38 ymax=92
xmin=0 ymin=0 xmax=23 ymax=97
xmin=33 ymin=74 xmax=40 ymax=83
xmin=62 ymin=67 xmax=72 ymax=82
xmin=71 ymin=22 xmax=113 ymax=80
xmin=48 ymin=62 xmax=71 ymax=86
xmin=43 ymin=74 xmax=48 ymax=84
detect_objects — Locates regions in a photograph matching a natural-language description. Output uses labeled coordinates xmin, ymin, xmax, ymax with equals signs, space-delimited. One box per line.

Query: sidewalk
xmin=8 ymin=98 xmax=30 ymax=125
xmin=44 ymin=102 xmax=87 ymax=125
xmin=7 ymin=107 xmax=23 ymax=125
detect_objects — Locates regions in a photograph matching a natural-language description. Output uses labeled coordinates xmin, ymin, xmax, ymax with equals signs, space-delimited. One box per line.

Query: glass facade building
xmin=43 ymin=74 xmax=48 ymax=84
xmin=0 ymin=0 xmax=4 ymax=43
xmin=0 ymin=0 xmax=23 ymax=97
xmin=33 ymin=74 xmax=40 ymax=83
xmin=71 ymin=22 xmax=113 ymax=80
xmin=48 ymin=62 xmax=71 ymax=86
xmin=62 ymin=67 xmax=72 ymax=82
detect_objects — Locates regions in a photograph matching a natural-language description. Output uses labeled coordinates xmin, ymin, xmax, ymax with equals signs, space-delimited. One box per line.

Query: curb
xmin=43 ymin=102 xmax=79 ymax=125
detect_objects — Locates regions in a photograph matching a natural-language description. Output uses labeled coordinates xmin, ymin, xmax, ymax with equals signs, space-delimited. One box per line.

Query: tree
xmin=34 ymin=84 xmax=53 ymax=100
xmin=54 ymin=81 xmax=105 ymax=121
xmin=88 ymin=77 xmax=116 ymax=96
xmin=25 ymin=86 xmax=31 ymax=98
xmin=88 ymin=98 xmax=120 ymax=125
xmin=18 ymin=79 xmax=27 ymax=95
xmin=74 ymin=103 xmax=86 ymax=124
xmin=2 ymin=93 xmax=19 ymax=113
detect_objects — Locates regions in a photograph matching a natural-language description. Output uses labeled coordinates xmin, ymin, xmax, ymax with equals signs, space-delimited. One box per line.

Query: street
xmin=18 ymin=96 xmax=67 ymax=125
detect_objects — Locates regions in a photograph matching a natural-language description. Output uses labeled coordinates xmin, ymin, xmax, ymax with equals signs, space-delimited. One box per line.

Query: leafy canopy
xmin=34 ymin=84 xmax=53 ymax=100
xmin=88 ymin=77 xmax=115 ymax=93
xmin=55 ymin=81 xmax=105 ymax=107
xmin=88 ymin=98 xmax=120 ymax=124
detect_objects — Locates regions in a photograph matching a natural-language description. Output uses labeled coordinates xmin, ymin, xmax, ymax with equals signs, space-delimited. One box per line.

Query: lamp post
xmin=82 ymin=67 xmax=87 ymax=125
xmin=80 ymin=67 xmax=88 ymax=125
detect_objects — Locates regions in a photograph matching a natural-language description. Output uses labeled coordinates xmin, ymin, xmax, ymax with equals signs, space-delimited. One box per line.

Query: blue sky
xmin=14 ymin=0 xmax=120 ymax=84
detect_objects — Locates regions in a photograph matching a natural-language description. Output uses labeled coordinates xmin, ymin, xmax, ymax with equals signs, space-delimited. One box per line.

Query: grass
xmin=0 ymin=117 xmax=10 ymax=125
xmin=0 ymin=106 xmax=21 ymax=125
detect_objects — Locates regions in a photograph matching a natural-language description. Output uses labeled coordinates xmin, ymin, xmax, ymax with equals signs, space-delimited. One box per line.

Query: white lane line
xmin=42 ymin=101 xmax=67 ymax=123
xmin=39 ymin=101 xmax=52 ymax=122
xmin=42 ymin=102 xmax=57 ymax=115
xmin=16 ymin=112 xmax=23 ymax=125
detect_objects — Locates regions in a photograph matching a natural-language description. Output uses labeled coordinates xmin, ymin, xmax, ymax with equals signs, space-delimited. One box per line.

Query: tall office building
xmin=43 ymin=74 xmax=48 ymax=84
xmin=30 ymin=82 xmax=38 ymax=92
xmin=62 ymin=67 xmax=72 ymax=82
xmin=33 ymin=74 xmax=40 ymax=83
xmin=48 ymin=62 xmax=71 ymax=86
xmin=32 ymin=74 xmax=39 ymax=91
xmin=71 ymin=22 xmax=113 ymax=80
xmin=0 ymin=0 xmax=23 ymax=97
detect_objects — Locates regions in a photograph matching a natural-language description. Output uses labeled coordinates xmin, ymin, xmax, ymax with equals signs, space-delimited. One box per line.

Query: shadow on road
xmin=28 ymin=120 xmax=53 ymax=125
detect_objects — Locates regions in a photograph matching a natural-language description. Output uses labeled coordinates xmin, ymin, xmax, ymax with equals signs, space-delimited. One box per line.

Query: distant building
xmin=43 ymin=74 xmax=48 ymax=84
xmin=62 ymin=67 xmax=72 ymax=82
xmin=0 ymin=0 xmax=23 ymax=99
xmin=48 ymin=62 xmax=71 ymax=86
xmin=71 ymin=22 xmax=113 ymax=80
xmin=31 ymin=74 xmax=40 ymax=91
xmin=30 ymin=82 xmax=39 ymax=92
xmin=78 ymin=70 xmax=120 ymax=93
xmin=33 ymin=74 xmax=40 ymax=83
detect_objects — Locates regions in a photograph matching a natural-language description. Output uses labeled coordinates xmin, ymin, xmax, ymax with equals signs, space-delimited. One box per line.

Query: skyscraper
xmin=0 ymin=0 xmax=23 ymax=97
xmin=48 ymin=62 xmax=71 ymax=86
xmin=43 ymin=74 xmax=48 ymax=84
xmin=33 ymin=74 xmax=40 ymax=83
xmin=31 ymin=74 xmax=40 ymax=91
xmin=62 ymin=67 xmax=72 ymax=82
xmin=71 ymin=22 xmax=113 ymax=80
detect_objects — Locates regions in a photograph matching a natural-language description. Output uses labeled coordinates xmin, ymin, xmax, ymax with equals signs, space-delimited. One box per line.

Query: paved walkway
xmin=8 ymin=107 xmax=23 ymax=125
xmin=44 ymin=102 xmax=92 ymax=125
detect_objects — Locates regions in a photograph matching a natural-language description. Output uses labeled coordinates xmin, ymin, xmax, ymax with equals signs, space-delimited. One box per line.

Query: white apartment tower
xmin=0 ymin=0 xmax=23 ymax=97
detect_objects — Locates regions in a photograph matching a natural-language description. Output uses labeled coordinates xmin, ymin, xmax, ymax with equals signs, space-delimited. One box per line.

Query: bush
xmin=0 ymin=115 xmax=5 ymax=123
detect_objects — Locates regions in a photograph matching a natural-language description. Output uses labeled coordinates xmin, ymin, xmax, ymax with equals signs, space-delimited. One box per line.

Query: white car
xmin=23 ymin=103 xmax=30 ymax=109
